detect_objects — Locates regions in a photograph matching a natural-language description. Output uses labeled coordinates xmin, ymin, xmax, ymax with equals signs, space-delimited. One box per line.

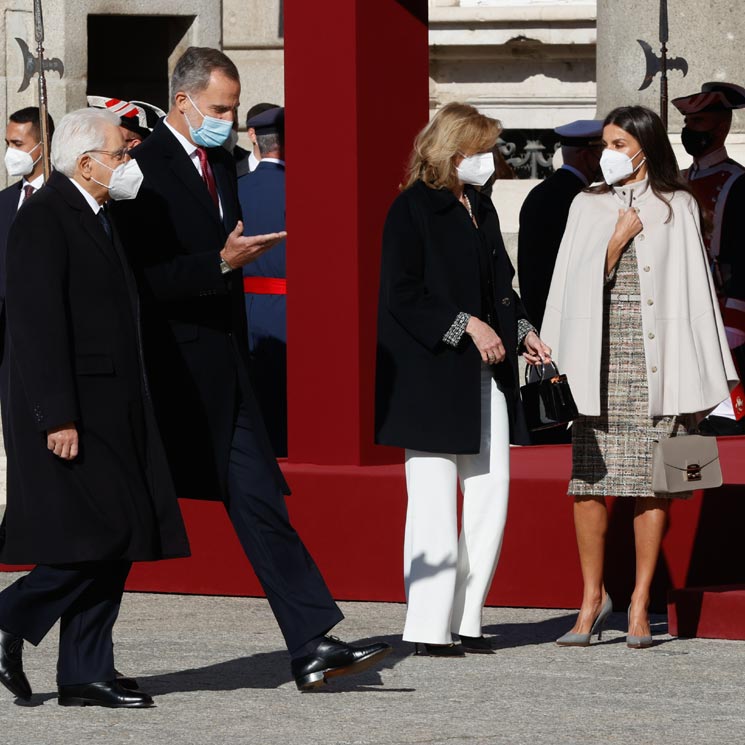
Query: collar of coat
xmin=414 ymin=179 xmax=492 ymax=217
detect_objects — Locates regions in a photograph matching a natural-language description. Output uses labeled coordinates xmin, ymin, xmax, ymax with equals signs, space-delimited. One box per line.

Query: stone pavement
xmin=1 ymin=571 xmax=744 ymax=745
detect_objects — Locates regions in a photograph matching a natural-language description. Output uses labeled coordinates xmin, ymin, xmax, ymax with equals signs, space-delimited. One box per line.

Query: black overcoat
xmin=517 ymin=167 xmax=586 ymax=331
xmin=0 ymin=172 xmax=190 ymax=565
xmin=375 ymin=179 xmax=530 ymax=454
xmin=113 ymin=122 xmax=287 ymax=501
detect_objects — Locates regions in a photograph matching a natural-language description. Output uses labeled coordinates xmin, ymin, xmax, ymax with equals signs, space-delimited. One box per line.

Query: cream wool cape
xmin=541 ymin=178 xmax=738 ymax=417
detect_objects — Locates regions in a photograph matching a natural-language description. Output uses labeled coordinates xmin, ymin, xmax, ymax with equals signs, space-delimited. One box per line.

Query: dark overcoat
xmin=0 ymin=172 xmax=190 ymax=565
xmin=113 ymin=122 xmax=287 ymax=501
xmin=0 ymin=181 xmax=21 ymax=435
xmin=517 ymin=167 xmax=586 ymax=331
xmin=375 ymin=179 xmax=530 ymax=454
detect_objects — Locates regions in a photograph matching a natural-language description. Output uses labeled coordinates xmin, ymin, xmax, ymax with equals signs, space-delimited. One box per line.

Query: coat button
xmin=651 ymin=366 xmax=658 ymax=373
xmin=647 ymin=298 xmax=654 ymax=306
xmin=501 ymin=297 xmax=510 ymax=306
xmin=648 ymin=332 xmax=655 ymax=339
xmin=492 ymin=249 xmax=497 ymax=257
xmin=643 ymin=265 xmax=651 ymax=272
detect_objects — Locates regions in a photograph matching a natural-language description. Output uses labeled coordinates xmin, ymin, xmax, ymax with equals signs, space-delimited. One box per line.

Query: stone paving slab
xmin=1 ymin=572 xmax=744 ymax=745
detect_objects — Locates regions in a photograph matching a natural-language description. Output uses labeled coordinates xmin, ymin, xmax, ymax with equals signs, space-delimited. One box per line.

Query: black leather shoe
xmin=114 ymin=668 xmax=139 ymax=690
xmin=0 ymin=628 xmax=31 ymax=701
xmin=458 ymin=635 xmax=496 ymax=654
xmin=413 ymin=642 xmax=465 ymax=657
xmin=291 ymin=636 xmax=392 ymax=691
xmin=58 ymin=680 xmax=154 ymax=708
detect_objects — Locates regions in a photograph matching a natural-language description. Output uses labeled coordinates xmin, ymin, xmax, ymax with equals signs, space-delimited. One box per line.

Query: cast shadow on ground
xmin=482 ymin=611 xmax=674 ymax=649
xmin=132 ymin=634 xmax=413 ymax=696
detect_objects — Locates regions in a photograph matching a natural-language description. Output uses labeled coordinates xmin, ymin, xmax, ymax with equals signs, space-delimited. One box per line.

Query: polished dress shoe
xmin=458 ymin=635 xmax=496 ymax=654
xmin=413 ymin=642 xmax=465 ymax=657
xmin=115 ymin=668 xmax=139 ymax=690
xmin=291 ymin=636 xmax=392 ymax=691
xmin=556 ymin=594 xmax=613 ymax=647
xmin=0 ymin=628 xmax=31 ymax=701
xmin=58 ymin=680 xmax=154 ymax=708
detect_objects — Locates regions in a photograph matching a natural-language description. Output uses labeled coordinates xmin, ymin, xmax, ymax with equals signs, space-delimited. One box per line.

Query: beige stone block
xmin=224 ymin=0 xmax=284 ymax=49
xmin=225 ymin=49 xmax=285 ymax=123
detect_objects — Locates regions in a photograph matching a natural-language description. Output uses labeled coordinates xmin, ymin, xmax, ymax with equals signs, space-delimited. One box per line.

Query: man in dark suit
xmin=114 ymin=47 xmax=390 ymax=691
xmin=239 ymin=107 xmax=288 ymax=456
xmin=0 ymin=108 xmax=190 ymax=707
xmin=0 ymin=108 xmax=55 ymax=429
xmin=517 ymin=120 xmax=602 ymax=445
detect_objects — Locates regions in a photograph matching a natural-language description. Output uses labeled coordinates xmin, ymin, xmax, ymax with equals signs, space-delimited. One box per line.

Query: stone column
xmin=597 ymin=0 xmax=745 ymax=136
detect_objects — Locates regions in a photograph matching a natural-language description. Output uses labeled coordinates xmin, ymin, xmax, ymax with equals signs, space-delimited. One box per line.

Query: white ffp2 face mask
xmin=90 ymin=157 xmax=144 ymax=201
xmin=4 ymin=142 xmax=41 ymax=177
xmin=599 ymin=148 xmax=645 ymax=185
xmin=457 ymin=152 xmax=496 ymax=186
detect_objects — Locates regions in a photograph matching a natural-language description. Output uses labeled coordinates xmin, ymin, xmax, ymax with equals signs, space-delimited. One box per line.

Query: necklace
xmin=461 ymin=193 xmax=474 ymax=219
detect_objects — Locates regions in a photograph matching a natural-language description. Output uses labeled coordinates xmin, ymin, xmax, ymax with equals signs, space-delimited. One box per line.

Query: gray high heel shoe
xmin=626 ymin=605 xmax=653 ymax=649
xmin=556 ymin=594 xmax=613 ymax=647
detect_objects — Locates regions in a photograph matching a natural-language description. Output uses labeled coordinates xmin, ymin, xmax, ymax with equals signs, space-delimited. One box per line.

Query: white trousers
xmin=402 ymin=366 xmax=510 ymax=644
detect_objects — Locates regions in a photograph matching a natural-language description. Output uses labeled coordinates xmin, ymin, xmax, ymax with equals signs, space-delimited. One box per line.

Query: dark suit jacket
xmin=719 ymin=171 xmax=745 ymax=301
xmin=0 ymin=172 xmax=189 ymax=564
xmin=0 ymin=181 xmax=22 ymax=431
xmin=517 ymin=167 xmax=586 ymax=331
xmin=375 ymin=180 xmax=530 ymax=453
xmin=114 ymin=121 xmax=287 ymax=501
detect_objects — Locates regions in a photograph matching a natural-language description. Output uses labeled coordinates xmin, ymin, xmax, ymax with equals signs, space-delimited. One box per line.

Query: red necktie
xmin=22 ymin=184 xmax=35 ymax=203
xmin=195 ymin=147 xmax=219 ymax=209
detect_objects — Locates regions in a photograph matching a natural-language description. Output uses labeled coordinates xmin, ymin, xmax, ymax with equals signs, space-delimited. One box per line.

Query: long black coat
xmin=0 ymin=172 xmax=190 ymax=565
xmin=0 ymin=181 xmax=21 ymax=435
xmin=113 ymin=122 xmax=287 ymax=501
xmin=375 ymin=180 xmax=530 ymax=454
xmin=517 ymin=167 xmax=586 ymax=331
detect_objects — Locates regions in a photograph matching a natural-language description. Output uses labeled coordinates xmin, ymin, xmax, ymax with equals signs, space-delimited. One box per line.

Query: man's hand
xmin=220 ymin=221 xmax=287 ymax=270
xmin=47 ymin=423 xmax=78 ymax=460
xmin=466 ymin=316 xmax=506 ymax=364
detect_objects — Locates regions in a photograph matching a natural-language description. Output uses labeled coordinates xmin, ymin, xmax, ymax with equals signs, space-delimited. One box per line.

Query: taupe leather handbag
xmin=651 ymin=433 xmax=722 ymax=494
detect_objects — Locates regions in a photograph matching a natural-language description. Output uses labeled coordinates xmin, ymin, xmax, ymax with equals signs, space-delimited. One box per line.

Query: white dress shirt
xmin=17 ymin=173 xmax=45 ymax=211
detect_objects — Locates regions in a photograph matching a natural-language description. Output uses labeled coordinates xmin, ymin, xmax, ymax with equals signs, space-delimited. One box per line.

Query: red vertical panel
xmin=284 ymin=0 xmax=429 ymax=465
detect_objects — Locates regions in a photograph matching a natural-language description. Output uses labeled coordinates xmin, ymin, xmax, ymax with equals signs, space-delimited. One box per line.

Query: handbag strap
xmin=524 ymin=360 xmax=560 ymax=385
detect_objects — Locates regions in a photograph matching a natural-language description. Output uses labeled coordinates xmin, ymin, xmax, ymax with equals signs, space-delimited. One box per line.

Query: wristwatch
xmin=219 ymin=256 xmax=233 ymax=275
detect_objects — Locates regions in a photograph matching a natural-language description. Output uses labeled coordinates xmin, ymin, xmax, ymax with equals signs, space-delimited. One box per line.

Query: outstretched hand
xmin=220 ymin=221 xmax=286 ymax=270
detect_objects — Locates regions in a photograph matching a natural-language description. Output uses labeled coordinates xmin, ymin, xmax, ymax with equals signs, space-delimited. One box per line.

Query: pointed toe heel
xmin=626 ymin=606 xmax=653 ymax=649
xmin=556 ymin=594 xmax=613 ymax=647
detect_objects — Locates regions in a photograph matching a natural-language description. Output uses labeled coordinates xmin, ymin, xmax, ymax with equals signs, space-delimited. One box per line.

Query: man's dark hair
xmin=170 ymin=47 xmax=240 ymax=105
xmin=246 ymin=102 xmax=281 ymax=130
xmin=9 ymin=106 xmax=55 ymax=140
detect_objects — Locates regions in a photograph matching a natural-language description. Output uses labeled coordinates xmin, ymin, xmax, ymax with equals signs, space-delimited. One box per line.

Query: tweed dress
xmin=569 ymin=242 xmax=691 ymax=499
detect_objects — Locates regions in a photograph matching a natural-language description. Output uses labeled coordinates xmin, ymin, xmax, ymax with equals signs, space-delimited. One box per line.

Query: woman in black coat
xmin=375 ymin=103 xmax=551 ymax=656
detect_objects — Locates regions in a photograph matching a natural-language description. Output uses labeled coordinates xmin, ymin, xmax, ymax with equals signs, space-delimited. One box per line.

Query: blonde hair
xmin=402 ymin=103 xmax=502 ymax=191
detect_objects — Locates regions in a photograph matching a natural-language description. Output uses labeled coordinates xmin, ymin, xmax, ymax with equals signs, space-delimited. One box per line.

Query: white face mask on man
xmin=599 ymin=148 xmax=646 ymax=185
xmin=89 ymin=157 xmax=144 ymax=201
xmin=456 ymin=152 xmax=496 ymax=186
xmin=4 ymin=142 xmax=42 ymax=177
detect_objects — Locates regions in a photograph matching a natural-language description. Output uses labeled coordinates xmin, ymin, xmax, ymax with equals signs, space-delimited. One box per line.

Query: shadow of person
xmin=481 ymin=612 xmax=579 ymax=648
xmin=133 ymin=634 xmax=410 ymax=696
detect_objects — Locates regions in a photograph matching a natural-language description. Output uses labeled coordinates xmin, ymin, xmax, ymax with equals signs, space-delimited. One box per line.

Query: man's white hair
xmin=51 ymin=108 xmax=120 ymax=177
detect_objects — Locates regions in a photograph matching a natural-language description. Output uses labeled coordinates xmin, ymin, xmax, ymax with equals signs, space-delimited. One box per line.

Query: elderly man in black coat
xmin=0 ymin=108 xmax=189 ymax=708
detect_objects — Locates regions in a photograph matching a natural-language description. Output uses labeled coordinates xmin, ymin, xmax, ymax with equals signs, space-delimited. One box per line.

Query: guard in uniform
xmin=87 ymin=96 xmax=165 ymax=150
xmin=673 ymin=82 xmax=745 ymax=432
xmin=238 ymin=107 xmax=288 ymax=456
xmin=517 ymin=119 xmax=603 ymax=444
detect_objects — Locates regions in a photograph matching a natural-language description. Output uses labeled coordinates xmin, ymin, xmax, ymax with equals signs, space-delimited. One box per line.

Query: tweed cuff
xmin=443 ymin=311 xmax=471 ymax=347
xmin=517 ymin=317 xmax=537 ymax=345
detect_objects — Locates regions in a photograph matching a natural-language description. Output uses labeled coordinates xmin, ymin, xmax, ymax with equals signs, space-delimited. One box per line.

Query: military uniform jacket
xmin=0 ymin=172 xmax=190 ymax=564
xmin=375 ymin=180 xmax=530 ymax=454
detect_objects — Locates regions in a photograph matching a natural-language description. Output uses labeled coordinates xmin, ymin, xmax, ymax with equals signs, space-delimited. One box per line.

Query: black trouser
xmin=0 ymin=561 xmax=130 ymax=685
xmin=225 ymin=406 xmax=343 ymax=655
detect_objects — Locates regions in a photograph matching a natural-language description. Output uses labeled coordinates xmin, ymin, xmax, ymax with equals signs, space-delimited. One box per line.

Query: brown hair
xmin=402 ymin=103 xmax=501 ymax=192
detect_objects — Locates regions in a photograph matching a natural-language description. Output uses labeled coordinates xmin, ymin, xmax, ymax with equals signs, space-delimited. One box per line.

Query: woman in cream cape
xmin=541 ymin=106 xmax=738 ymax=649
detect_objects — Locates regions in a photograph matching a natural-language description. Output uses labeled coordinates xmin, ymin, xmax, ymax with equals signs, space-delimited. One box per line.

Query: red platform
xmin=668 ymin=585 xmax=745 ymax=640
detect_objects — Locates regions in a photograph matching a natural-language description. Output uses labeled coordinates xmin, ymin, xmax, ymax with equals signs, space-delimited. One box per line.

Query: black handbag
xmin=520 ymin=361 xmax=579 ymax=431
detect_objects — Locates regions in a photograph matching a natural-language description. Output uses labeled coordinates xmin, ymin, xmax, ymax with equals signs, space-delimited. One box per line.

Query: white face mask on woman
xmin=599 ymin=148 xmax=646 ymax=185
xmin=457 ymin=152 xmax=495 ymax=186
